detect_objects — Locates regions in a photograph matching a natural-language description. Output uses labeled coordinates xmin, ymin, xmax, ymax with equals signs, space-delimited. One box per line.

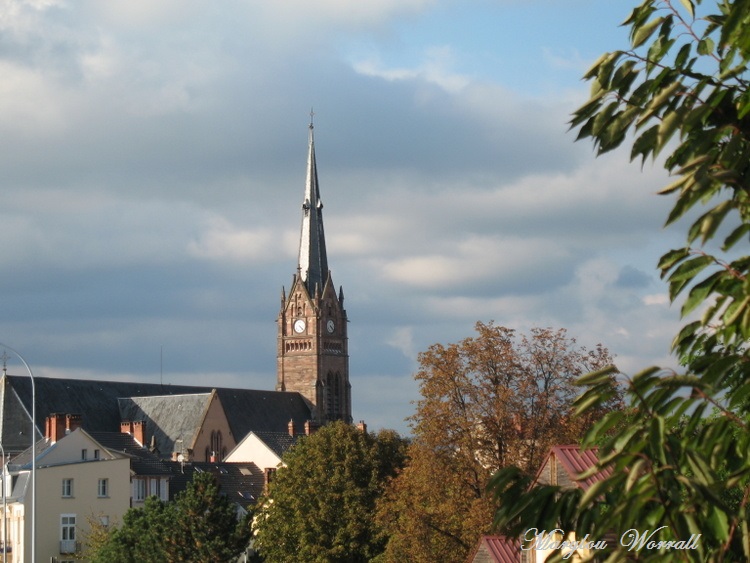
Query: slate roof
xmin=0 ymin=374 xmax=39 ymax=453
xmin=467 ymin=535 xmax=521 ymax=563
xmin=1 ymin=374 xmax=313 ymax=455
xmin=118 ymin=393 xmax=213 ymax=458
xmin=7 ymin=437 xmax=55 ymax=470
xmin=253 ymin=431 xmax=300 ymax=458
xmin=163 ymin=460 xmax=265 ymax=511
xmin=214 ymin=388 xmax=311 ymax=439
xmin=88 ymin=431 xmax=172 ymax=477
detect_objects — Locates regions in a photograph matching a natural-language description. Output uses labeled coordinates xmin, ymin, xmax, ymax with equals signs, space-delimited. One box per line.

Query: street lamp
xmin=0 ymin=442 xmax=6 ymax=563
xmin=0 ymin=343 xmax=35 ymax=563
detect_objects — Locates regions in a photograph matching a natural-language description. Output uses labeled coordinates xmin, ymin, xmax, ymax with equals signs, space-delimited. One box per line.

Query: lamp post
xmin=0 ymin=442 xmax=6 ymax=563
xmin=0 ymin=344 xmax=35 ymax=563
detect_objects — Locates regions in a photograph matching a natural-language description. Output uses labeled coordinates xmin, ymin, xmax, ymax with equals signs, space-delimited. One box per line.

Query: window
xmin=97 ymin=478 xmax=109 ymax=498
xmin=209 ymin=431 xmax=223 ymax=461
xmin=99 ymin=515 xmax=109 ymax=527
xmin=94 ymin=449 xmax=100 ymax=460
xmin=134 ymin=478 xmax=146 ymax=501
xmin=62 ymin=478 xmax=73 ymax=498
xmin=149 ymin=477 xmax=161 ymax=498
xmin=81 ymin=449 xmax=87 ymax=461
xmin=61 ymin=514 xmax=76 ymax=551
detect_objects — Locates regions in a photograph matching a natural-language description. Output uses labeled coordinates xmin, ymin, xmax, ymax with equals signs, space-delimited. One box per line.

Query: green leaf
xmin=625 ymin=458 xmax=647 ymax=491
xmin=674 ymin=42 xmax=692 ymax=68
xmin=582 ymin=52 xmax=613 ymax=80
xmin=658 ymin=247 xmax=691 ymax=272
xmin=679 ymin=0 xmax=695 ymax=18
xmin=688 ymin=200 xmax=735 ymax=244
xmin=578 ymin=478 xmax=609 ymax=509
xmin=649 ymin=416 xmax=666 ymax=465
xmin=682 ymin=273 xmax=723 ymax=316
xmin=632 ymin=17 xmax=666 ymax=48
xmin=667 ymin=254 xmax=713 ymax=283
xmin=576 ymin=365 xmax=620 ymax=386
xmin=697 ymin=37 xmax=715 ymax=56
xmin=657 ymin=110 xmax=683 ymax=153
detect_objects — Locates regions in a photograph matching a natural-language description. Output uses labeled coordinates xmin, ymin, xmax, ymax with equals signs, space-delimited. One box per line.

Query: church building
xmin=276 ymin=119 xmax=352 ymax=424
xmin=0 ymin=120 xmax=352 ymax=458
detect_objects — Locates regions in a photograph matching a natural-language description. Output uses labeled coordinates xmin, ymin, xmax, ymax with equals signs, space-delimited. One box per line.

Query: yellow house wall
xmin=21 ymin=458 xmax=131 ymax=562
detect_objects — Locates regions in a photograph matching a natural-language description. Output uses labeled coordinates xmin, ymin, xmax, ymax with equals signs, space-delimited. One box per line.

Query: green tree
xmin=378 ymin=322 xmax=620 ymax=563
xmin=490 ymin=1 xmax=750 ymax=561
xmin=90 ymin=472 xmax=250 ymax=562
xmin=252 ymin=421 xmax=408 ymax=563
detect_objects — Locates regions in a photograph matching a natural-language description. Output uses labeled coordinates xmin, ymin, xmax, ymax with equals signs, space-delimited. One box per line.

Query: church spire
xmin=297 ymin=113 xmax=329 ymax=295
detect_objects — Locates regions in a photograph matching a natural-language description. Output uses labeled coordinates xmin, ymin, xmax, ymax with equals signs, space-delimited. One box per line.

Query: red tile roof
xmin=467 ymin=535 xmax=521 ymax=563
xmin=547 ymin=444 xmax=611 ymax=491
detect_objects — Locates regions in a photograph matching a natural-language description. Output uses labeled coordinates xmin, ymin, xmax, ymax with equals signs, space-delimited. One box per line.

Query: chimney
xmin=263 ymin=467 xmax=277 ymax=493
xmin=304 ymin=420 xmax=319 ymax=436
xmin=66 ymin=414 xmax=82 ymax=434
xmin=120 ymin=421 xmax=133 ymax=434
xmin=288 ymin=419 xmax=295 ymax=437
xmin=132 ymin=420 xmax=146 ymax=446
xmin=45 ymin=413 xmax=66 ymax=443
xmin=356 ymin=420 xmax=367 ymax=434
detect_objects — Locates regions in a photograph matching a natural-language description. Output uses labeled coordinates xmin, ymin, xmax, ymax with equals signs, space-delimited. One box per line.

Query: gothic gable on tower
xmin=276 ymin=119 xmax=351 ymax=425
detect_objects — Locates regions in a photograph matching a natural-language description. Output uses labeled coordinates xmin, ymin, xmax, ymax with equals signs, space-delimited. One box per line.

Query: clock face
xmin=326 ymin=320 xmax=335 ymax=333
xmin=294 ymin=319 xmax=306 ymax=333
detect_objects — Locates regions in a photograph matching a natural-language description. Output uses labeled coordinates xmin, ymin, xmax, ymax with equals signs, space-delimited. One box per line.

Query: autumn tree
xmin=252 ymin=421 xmax=408 ymax=563
xmin=90 ymin=472 xmax=250 ymax=562
xmin=491 ymin=1 xmax=750 ymax=561
xmin=378 ymin=322 xmax=620 ymax=563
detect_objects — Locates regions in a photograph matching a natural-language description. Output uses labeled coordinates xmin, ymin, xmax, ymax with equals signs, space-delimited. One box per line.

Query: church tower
xmin=276 ymin=119 xmax=351 ymax=425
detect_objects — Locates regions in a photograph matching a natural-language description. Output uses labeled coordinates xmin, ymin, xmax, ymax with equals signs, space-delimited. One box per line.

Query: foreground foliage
xmin=491 ymin=1 xmax=750 ymax=561
xmin=90 ymin=472 xmax=250 ymax=563
xmin=252 ymin=421 xmax=408 ymax=563
xmin=379 ymin=323 xmax=621 ymax=563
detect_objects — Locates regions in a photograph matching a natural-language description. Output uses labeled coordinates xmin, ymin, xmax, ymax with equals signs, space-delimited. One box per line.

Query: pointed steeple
xmin=297 ymin=114 xmax=329 ymax=295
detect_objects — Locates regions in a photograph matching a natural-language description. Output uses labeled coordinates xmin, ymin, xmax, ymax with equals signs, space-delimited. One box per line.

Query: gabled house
xmin=469 ymin=445 xmax=609 ymax=563
xmin=88 ymin=430 xmax=173 ymax=508
xmin=532 ymin=445 xmax=611 ymax=491
xmin=224 ymin=418 xmax=320 ymax=493
xmin=467 ymin=535 xmax=522 ymax=563
xmin=225 ymin=420 xmax=310 ymax=466
xmin=4 ymin=421 xmax=131 ymax=562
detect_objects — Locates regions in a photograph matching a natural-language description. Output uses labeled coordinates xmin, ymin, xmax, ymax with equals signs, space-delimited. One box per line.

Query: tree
xmin=378 ymin=322 xmax=620 ymax=563
xmin=252 ymin=421 xmax=408 ymax=563
xmin=90 ymin=472 xmax=250 ymax=562
xmin=490 ymin=1 xmax=750 ymax=561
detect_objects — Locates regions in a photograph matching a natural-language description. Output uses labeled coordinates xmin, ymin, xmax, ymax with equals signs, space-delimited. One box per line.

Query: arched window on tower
xmin=325 ymin=371 xmax=334 ymax=421
xmin=325 ymin=371 xmax=342 ymax=421
xmin=334 ymin=372 xmax=341 ymax=420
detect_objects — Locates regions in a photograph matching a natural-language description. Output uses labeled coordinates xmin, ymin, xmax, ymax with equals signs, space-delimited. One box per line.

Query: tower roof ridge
xmin=297 ymin=118 xmax=328 ymax=295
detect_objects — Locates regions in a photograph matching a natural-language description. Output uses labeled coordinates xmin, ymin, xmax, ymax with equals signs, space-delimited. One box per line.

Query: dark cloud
xmin=0 ymin=1 xmax=686 ymax=434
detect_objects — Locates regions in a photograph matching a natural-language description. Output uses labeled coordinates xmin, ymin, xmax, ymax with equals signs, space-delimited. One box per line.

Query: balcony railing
xmin=60 ymin=539 xmax=79 ymax=554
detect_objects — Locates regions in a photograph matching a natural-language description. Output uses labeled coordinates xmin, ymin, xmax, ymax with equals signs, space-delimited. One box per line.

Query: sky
xmin=0 ymin=0 xmax=688 ymax=435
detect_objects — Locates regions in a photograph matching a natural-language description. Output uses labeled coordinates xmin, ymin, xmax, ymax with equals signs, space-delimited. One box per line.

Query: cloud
xmin=353 ymin=45 xmax=471 ymax=93
xmin=0 ymin=1 xmax=692 ymax=436
xmin=187 ymin=218 xmax=275 ymax=262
